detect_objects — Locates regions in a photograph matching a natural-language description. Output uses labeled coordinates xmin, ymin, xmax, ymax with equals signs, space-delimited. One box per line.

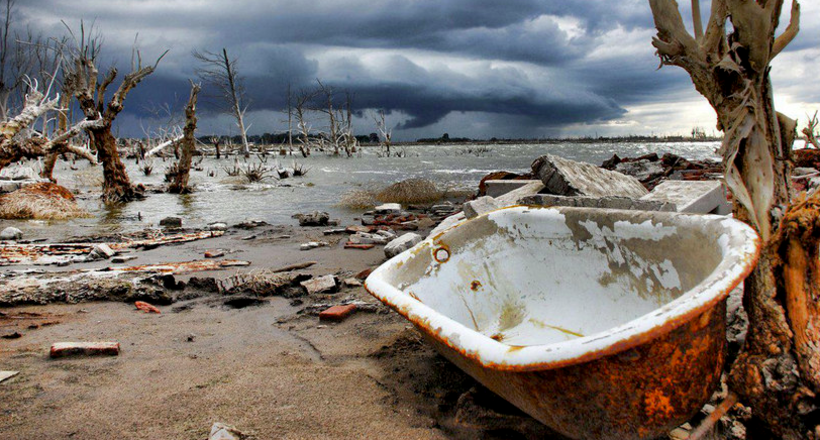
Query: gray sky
xmin=15 ymin=0 xmax=820 ymax=140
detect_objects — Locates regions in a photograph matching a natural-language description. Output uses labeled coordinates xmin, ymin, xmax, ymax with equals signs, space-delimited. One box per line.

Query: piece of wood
xmin=50 ymin=342 xmax=120 ymax=358
xmin=0 ymin=371 xmax=19 ymax=384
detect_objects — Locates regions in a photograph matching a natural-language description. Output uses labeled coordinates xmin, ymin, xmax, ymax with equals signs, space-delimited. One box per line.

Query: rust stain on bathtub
xmin=529 ymin=318 xmax=585 ymax=338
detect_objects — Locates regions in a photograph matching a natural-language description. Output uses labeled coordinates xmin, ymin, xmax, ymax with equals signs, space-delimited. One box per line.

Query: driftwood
xmin=649 ymin=1 xmax=819 ymax=438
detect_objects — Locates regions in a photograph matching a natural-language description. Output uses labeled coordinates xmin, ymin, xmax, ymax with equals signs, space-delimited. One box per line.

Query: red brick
xmin=344 ymin=243 xmax=375 ymax=250
xmin=319 ymin=305 xmax=357 ymax=322
xmin=50 ymin=342 xmax=120 ymax=358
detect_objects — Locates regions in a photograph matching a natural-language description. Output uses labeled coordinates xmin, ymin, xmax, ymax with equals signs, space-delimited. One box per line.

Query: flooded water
xmin=13 ymin=141 xmax=722 ymax=240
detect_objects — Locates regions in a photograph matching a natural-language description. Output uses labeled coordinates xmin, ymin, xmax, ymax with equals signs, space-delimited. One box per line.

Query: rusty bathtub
xmin=365 ymin=206 xmax=760 ymax=440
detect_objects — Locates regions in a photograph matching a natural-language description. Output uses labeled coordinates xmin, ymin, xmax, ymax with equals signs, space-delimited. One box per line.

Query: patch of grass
xmin=376 ymin=178 xmax=443 ymax=205
xmin=338 ymin=188 xmax=377 ymax=210
xmin=0 ymin=183 xmax=91 ymax=220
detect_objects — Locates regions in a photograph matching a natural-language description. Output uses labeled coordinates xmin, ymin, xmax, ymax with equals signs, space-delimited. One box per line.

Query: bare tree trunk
xmin=91 ymin=129 xmax=136 ymax=202
xmin=169 ymin=82 xmax=200 ymax=194
xmin=650 ymin=1 xmax=817 ymax=438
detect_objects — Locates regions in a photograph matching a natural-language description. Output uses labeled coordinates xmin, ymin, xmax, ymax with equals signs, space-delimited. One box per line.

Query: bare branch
xmin=772 ymin=0 xmax=800 ymax=60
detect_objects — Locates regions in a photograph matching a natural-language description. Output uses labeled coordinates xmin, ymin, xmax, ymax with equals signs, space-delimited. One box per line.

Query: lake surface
xmin=17 ymin=141 xmax=724 ymax=240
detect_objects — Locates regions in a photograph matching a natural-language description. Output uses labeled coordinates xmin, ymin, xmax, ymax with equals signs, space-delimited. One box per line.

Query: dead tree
xmin=374 ymin=109 xmax=393 ymax=156
xmin=66 ymin=27 xmax=167 ymax=203
xmin=168 ymin=81 xmax=200 ymax=194
xmin=0 ymin=79 xmax=99 ymax=171
xmin=294 ymin=87 xmax=318 ymax=158
xmin=804 ymin=112 xmax=819 ymax=149
xmin=193 ymin=48 xmax=250 ymax=158
xmin=210 ymin=135 xmax=221 ymax=159
xmin=649 ymin=1 xmax=818 ymax=438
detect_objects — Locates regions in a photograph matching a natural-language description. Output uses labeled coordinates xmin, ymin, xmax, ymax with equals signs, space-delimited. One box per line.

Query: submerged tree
xmin=167 ymin=81 xmax=200 ymax=194
xmin=193 ymin=48 xmax=250 ymax=158
xmin=65 ymin=26 xmax=167 ymax=203
xmin=649 ymin=0 xmax=818 ymax=438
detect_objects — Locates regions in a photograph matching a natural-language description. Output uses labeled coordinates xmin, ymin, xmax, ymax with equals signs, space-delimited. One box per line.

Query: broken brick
xmin=319 ymin=304 xmax=357 ymax=322
xmin=50 ymin=342 xmax=120 ymax=358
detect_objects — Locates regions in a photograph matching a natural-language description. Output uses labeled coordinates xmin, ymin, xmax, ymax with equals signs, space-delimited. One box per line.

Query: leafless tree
xmin=804 ymin=112 xmax=819 ymax=149
xmin=168 ymin=81 xmax=200 ymax=194
xmin=0 ymin=78 xmax=99 ymax=171
xmin=65 ymin=23 xmax=167 ymax=203
xmin=649 ymin=1 xmax=816 ymax=437
xmin=374 ymin=109 xmax=393 ymax=157
xmin=193 ymin=48 xmax=250 ymax=158
xmin=293 ymin=86 xmax=319 ymax=158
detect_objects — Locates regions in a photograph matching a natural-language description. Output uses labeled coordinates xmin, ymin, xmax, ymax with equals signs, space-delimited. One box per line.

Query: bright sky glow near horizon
xmin=14 ymin=0 xmax=820 ymax=141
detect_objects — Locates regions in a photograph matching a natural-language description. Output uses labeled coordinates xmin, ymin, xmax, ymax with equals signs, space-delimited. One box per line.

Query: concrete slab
xmin=520 ymin=194 xmax=676 ymax=211
xmin=485 ymin=180 xmax=542 ymax=198
xmin=532 ymin=154 xmax=648 ymax=198
xmin=641 ymin=180 xmax=729 ymax=214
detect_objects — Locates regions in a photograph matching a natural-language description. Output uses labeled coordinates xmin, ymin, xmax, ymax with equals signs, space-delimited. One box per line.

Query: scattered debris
xmin=107 ymin=259 xmax=250 ymax=275
xmin=385 ymin=233 xmax=423 ymax=258
xmin=322 ymin=228 xmax=347 ymax=235
xmin=0 ymin=230 xmax=225 ymax=266
xmin=300 ymin=275 xmax=339 ymax=295
xmin=343 ymin=278 xmax=362 ymax=287
xmin=2 ymin=331 xmax=22 ymax=339
xmin=0 ymin=371 xmax=19 ymax=384
xmin=111 ymin=255 xmax=138 ymax=264
xmin=50 ymin=342 xmax=120 ymax=358
xmin=299 ymin=241 xmax=328 ymax=251
xmin=209 ymin=422 xmax=254 ymax=440
xmin=345 ymin=243 xmax=375 ymax=250
xmin=135 ymin=301 xmax=161 ymax=314
xmin=219 ymin=270 xmax=310 ymax=298
xmin=319 ymin=304 xmax=357 ymax=322
xmin=90 ymin=243 xmax=116 ymax=260
xmin=204 ymin=250 xmax=225 ymax=258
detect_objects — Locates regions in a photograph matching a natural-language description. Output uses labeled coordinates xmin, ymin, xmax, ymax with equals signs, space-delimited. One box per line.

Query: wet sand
xmin=0 ymin=223 xmax=559 ymax=439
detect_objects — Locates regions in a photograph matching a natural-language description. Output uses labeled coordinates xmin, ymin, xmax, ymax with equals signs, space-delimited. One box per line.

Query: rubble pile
xmin=600 ymin=152 xmax=723 ymax=190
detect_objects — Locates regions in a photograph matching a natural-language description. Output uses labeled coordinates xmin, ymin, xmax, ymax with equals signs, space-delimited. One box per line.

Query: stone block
xmin=532 ymin=154 xmax=648 ymax=198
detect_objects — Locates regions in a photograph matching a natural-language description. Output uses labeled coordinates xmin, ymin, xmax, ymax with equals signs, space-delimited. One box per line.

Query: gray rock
xmin=374 ymin=203 xmax=402 ymax=214
xmin=159 ymin=216 xmax=183 ymax=228
xmin=0 ymin=227 xmax=23 ymax=240
xmin=206 ymin=222 xmax=228 ymax=231
xmin=294 ymin=211 xmax=330 ymax=227
xmin=91 ymin=243 xmax=116 ymax=259
xmin=349 ymin=232 xmax=388 ymax=245
xmin=384 ymin=233 xmax=423 ymax=258
xmin=531 ymin=154 xmax=648 ymax=198
xmin=300 ymin=275 xmax=339 ymax=295
xmin=463 ymin=196 xmax=501 ymax=219
xmin=614 ymin=159 xmax=665 ymax=181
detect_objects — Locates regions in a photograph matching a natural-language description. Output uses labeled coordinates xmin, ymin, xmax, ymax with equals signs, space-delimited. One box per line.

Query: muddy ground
xmin=0 ymin=222 xmax=560 ymax=440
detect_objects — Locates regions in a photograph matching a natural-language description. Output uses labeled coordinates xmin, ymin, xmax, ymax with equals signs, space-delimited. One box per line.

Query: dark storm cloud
xmin=11 ymin=0 xmax=818 ymax=137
